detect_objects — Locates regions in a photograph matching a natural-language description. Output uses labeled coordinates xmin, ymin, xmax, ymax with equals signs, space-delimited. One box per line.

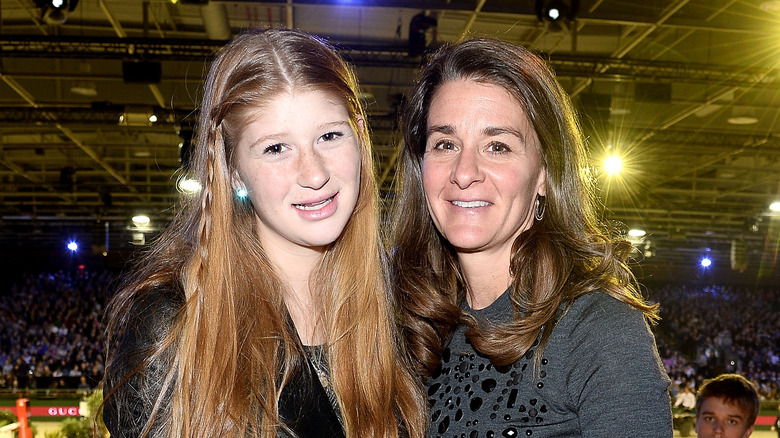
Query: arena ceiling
xmin=1 ymin=0 xmax=779 ymax=281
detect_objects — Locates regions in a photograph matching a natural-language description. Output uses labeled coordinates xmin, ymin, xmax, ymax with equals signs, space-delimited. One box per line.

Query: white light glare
xmin=132 ymin=215 xmax=150 ymax=227
xmin=604 ymin=155 xmax=622 ymax=175
xmin=52 ymin=0 xmax=64 ymax=7
xmin=178 ymin=178 xmax=202 ymax=193
xmin=67 ymin=241 xmax=78 ymax=251
xmin=236 ymin=188 xmax=248 ymax=199
xmin=547 ymin=8 xmax=561 ymax=20
xmin=700 ymin=257 xmax=712 ymax=268
xmin=628 ymin=229 xmax=646 ymax=238
xmin=770 ymin=201 xmax=780 ymax=212
xmin=149 ymin=114 xmax=158 ymax=123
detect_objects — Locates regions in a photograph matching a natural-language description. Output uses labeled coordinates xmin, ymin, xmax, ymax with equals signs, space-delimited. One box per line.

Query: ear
xmin=536 ymin=167 xmax=547 ymax=197
xmin=230 ymin=170 xmax=244 ymax=192
xmin=743 ymin=425 xmax=754 ymax=438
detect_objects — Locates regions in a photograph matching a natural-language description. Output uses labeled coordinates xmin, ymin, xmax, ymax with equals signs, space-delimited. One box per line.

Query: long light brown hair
xmin=105 ymin=27 xmax=425 ymax=437
xmin=390 ymin=36 xmax=658 ymax=377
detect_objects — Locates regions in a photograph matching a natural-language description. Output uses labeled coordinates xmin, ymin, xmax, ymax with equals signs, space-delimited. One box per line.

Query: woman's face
xmin=232 ymin=90 xmax=362 ymax=255
xmin=422 ymin=79 xmax=546 ymax=259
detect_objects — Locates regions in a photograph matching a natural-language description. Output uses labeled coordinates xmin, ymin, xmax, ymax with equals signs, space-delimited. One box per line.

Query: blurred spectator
xmin=771 ymin=403 xmax=780 ymax=438
xmin=674 ymin=385 xmax=697 ymax=412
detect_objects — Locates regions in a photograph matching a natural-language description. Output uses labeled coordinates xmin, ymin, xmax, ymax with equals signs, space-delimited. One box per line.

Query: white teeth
xmin=452 ymin=200 xmax=490 ymax=208
xmin=294 ymin=196 xmax=333 ymax=211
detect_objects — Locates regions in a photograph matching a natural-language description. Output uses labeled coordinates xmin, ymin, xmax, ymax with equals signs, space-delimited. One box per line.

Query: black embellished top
xmin=425 ymin=289 xmax=672 ymax=438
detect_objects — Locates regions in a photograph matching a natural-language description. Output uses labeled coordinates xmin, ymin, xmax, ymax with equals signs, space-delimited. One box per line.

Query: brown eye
xmin=486 ymin=142 xmax=510 ymax=153
xmin=434 ymin=140 xmax=455 ymax=150
xmin=263 ymin=144 xmax=286 ymax=154
xmin=319 ymin=131 xmax=343 ymax=142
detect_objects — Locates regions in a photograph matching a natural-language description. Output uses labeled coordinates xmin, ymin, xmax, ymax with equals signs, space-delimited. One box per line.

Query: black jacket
xmin=103 ymin=286 xmax=344 ymax=437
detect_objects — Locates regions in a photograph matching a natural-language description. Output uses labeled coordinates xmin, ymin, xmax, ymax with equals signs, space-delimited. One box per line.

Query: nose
xmin=297 ymin=148 xmax=329 ymax=190
xmin=451 ymin=147 xmax=484 ymax=189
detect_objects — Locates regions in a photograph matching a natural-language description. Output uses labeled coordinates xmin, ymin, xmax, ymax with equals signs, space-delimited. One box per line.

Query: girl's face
xmin=232 ymin=90 xmax=362 ymax=256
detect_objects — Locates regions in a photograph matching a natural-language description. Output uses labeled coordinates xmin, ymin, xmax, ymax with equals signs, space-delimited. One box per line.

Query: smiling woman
xmin=391 ymin=36 xmax=673 ymax=437
xmin=102 ymin=27 xmax=425 ymax=438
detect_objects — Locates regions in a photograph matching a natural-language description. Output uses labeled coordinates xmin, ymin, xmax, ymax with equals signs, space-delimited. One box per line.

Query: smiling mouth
xmin=451 ymin=200 xmax=491 ymax=208
xmin=294 ymin=195 xmax=335 ymax=211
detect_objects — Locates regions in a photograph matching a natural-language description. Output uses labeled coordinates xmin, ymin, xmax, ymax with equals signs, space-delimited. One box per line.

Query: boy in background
xmin=695 ymin=374 xmax=759 ymax=438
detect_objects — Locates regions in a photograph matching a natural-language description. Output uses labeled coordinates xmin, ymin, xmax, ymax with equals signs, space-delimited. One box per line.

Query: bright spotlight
xmin=770 ymin=201 xmax=780 ymax=212
xmin=700 ymin=257 xmax=712 ymax=268
xmin=132 ymin=215 xmax=150 ymax=227
xmin=67 ymin=241 xmax=78 ymax=251
xmin=604 ymin=155 xmax=622 ymax=175
xmin=178 ymin=177 xmax=202 ymax=194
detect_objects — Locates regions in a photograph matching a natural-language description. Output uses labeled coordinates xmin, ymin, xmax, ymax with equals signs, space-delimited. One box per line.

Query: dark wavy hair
xmin=390 ymin=36 xmax=658 ymax=377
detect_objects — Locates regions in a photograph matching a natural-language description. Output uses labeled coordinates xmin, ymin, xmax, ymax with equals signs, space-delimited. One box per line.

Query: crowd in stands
xmin=650 ymin=283 xmax=780 ymax=404
xmin=0 ymin=269 xmax=778 ymax=404
xmin=0 ymin=268 xmax=112 ymax=395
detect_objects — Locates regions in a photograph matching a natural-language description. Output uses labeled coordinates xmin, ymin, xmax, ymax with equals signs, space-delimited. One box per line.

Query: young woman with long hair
xmin=103 ymin=27 xmax=426 ymax=438
xmin=391 ymin=36 xmax=672 ymax=437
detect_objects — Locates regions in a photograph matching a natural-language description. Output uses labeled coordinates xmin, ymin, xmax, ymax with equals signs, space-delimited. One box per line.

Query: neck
xmin=262 ymin=237 xmax=327 ymax=346
xmin=458 ymin=250 xmax=512 ymax=310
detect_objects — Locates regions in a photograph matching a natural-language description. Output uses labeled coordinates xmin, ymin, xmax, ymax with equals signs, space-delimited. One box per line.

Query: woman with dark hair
xmin=102 ymin=27 xmax=426 ymax=438
xmin=391 ymin=37 xmax=672 ymax=437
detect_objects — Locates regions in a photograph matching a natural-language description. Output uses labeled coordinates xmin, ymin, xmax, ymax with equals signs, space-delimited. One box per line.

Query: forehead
xmin=698 ymin=397 xmax=748 ymax=419
xmin=428 ymin=80 xmax=533 ymax=130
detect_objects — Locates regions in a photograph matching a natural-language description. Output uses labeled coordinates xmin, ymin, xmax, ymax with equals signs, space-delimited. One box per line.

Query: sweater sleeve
xmin=561 ymin=293 xmax=673 ymax=437
xmin=103 ymin=287 xmax=182 ymax=437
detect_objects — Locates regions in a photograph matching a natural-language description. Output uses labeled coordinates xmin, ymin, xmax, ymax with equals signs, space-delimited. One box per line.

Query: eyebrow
xmin=700 ymin=410 xmax=745 ymax=421
xmin=426 ymin=124 xmax=525 ymax=142
xmin=483 ymin=126 xmax=525 ymax=142
xmin=427 ymin=124 xmax=454 ymax=137
xmin=247 ymin=120 xmax=351 ymax=151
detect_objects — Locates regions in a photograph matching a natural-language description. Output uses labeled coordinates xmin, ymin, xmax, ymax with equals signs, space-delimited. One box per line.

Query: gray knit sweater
xmin=425 ymin=290 xmax=673 ymax=438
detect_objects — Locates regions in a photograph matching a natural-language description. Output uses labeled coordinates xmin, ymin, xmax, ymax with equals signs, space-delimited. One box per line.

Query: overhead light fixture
xmin=119 ymin=106 xmax=156 ymax=127
xmin=132 ymin=215 xmax=150 ymax=227
xmin=727 ymin=107 xmax=758 ymax=125
xmin=70 ymin=62 xmax=97 ymax=97
xmin=535 ymin=0 xmax=579 ymax=32
xmin=34 ymin=0 xmax=79 ymax=25
xmin=408 ymin=12 xmax=437 ymax=57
